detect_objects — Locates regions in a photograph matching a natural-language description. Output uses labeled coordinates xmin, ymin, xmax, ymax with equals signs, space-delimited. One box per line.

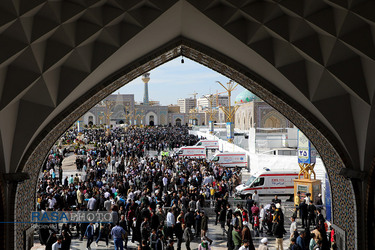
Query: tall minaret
xmin=142 ymin=73 xmax=150 ymax=105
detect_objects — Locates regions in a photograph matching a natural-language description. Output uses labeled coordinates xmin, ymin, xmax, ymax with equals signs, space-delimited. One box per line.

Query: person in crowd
xmin=52 ymin=235 xmax=63 ymax=250
xmin=252 ymin=190 xmax=260 ymax=205
xmin=298 ymin=200 xmax=308 ymax=228
xmin=290 ymin=216 xmax=298 ymax=241
xmin=232 ymin=225 xmax=242 ymax=250
xmin=111 ymin=222 xmax=127 ymax=250
xmin=84 ymin=222 xmax=95 ymax=250
xmin=183 ymin=223 xmax=193 ymax=250
xmin=296 ymin=231 xmax=306 ymax=250
xmin=272 ymin=195 xmax=281 ymax=204
xmin=241 ymin=221 xmax=255 ymax=250
xmin=61 ymin=230 xmax=71 ymax=250
xmin=166 ymin=239 xmax=175 ymax=250
xmin=46 ymin=231 xmax=57 ymax=250
xmin=307 ymin=200 xmax=316 ymax=228
xmin=273 ymin=203 xmax=285 ymax=250
xmin=95 ymin=224 xmax=109 ymax=248
xmin=258 ymin=237 xmax=268 ymax=250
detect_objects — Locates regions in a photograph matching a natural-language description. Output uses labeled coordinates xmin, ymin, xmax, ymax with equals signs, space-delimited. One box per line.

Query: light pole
xmin=124 ymin=105 xmax=133 ymax=125
xmin=103 ymin=100 xmax=114 ymax=135
xmin=136 ymin=110 xmax=145 ymax=127
xmin=189 ymin=108 xmax=198 ymax=126
xmin=217 ymin=80 xmax=239 ymax=143
xmin=203 ymin=94 xmax=218 ymax=134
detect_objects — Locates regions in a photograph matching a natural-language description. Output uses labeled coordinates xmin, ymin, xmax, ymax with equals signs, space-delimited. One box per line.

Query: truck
xmin=173 ymin=146 xmax=206 ymax=158
xmin=211 ymin=152 xmax=248 ymax=168
xmin=194 ymin=140 xmax=219 ymax=150
xmin=235 ymin=169 xmax=299 ymax=199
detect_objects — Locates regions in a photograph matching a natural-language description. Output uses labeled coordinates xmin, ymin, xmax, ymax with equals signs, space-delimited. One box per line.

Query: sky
xmin=118 ymin=57 xmax=247 ymax=105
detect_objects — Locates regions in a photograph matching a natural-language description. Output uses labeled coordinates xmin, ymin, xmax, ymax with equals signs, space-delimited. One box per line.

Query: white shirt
xmin=252 ymin=193 xmax=260 ymax=204
xmin=163 ymin=177 xmax=168 ymax=186
xmin=52 ymin=242 xmax=61 ymax=250
xmin=290 ymin=221 xmax=297 ymax=235
xmin=239 ymin=246 xmax=249 ymax=250
xmin=87 ymin=197 xmax=96 ymax=210
xmin=48 ymin=198 xmax=56 ymax=209
xmin=166 ymin=212 xmax=175 ymax=227
xmin=259 ymin=208 xmax=265 ymax=219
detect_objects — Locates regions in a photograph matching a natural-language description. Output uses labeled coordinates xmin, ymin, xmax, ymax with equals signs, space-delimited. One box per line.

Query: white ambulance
xmin=235 ymin=169 xmax=299 ymax=199
xmin=194 ymin=140 xmax=219 ymax=150
xmin=173 ymin=146 xmax=206 ymax=158
xmin=211 ymin=152 xmax=248 ymax=168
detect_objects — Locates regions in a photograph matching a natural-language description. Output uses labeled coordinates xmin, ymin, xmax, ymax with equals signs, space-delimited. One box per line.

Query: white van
xmin=211 ymin=152 xmax=248 ymax=168
xmin=194 ymin=140 xmax=219 ymax=150
xmin=174 ymin=146 xmax=206 ymax=158
xmin=235 ymin=170 xmax=298 ymax=199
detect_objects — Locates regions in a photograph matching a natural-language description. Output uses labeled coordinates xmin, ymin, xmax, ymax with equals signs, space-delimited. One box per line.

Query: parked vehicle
xmin=211 ymin=152 xmax=248 ymax=168
xmin=235 ymin=169 xmax=299 ymax=199
xmin=173 ymin=146 xmax=206 ymax=158
xmin=194 ymin=140 xmax=219 ymax=150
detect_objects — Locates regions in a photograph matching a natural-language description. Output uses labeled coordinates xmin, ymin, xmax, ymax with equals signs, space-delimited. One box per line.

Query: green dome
xmin=235 ymin=90 xmax=258 ymax=104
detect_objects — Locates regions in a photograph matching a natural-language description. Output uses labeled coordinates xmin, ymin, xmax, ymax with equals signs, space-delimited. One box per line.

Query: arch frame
xmin=13 ymin=38 xmax=357 ymax=249
xmin=145 ymin=112 xmax=158 ymax=126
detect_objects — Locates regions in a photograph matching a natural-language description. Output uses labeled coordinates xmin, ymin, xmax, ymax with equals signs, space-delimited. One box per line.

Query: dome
xmin=235 ymin=90 xmax=258 ymax=104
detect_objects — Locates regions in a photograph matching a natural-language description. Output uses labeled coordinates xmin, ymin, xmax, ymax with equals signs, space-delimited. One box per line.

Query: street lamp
xmin=217 ymin=80 xmax=239 ymax=143
xmin=103 ymin=100 xmax=114 ymax=135
xmin=203 ymin=94 xmax=218 ymax=134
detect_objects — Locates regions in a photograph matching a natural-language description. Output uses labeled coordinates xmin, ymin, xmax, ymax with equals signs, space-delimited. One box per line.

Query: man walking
xmin=111 ymin=222 xmax=127 ymax=250
xmin=84 ymin=222 xmax=94 ymax=250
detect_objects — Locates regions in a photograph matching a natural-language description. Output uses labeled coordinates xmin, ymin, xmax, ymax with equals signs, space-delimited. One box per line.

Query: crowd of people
xmin=36 ymin=125 xmax=334 ymax=250
xmin=37 ymin=126 xmax=243 ymax=250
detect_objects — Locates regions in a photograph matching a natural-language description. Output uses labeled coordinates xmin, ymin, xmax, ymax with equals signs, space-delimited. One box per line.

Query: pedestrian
xmin=111 ymin=222 xmax=127 ymax=250
xmin=198 ymin=237 xmax=211 ymax=250
xmin=290 ymin=216 xmax=298 ymax=241
xmin=175 ymin=216 xmax=183 ymax=250
xmin=166 ymin=239 xmax=175 ymax=250
xmin=290 ymin=237 xmax=301 ymax=250
xmin=232 ymin=225 xmax=242 ymax=250
xmin=252 ymin=190 xmax=260 ymax=205
xmin=273 ymin=203 xmax=285 ymax=250
xmin=272 ymin=195 xmax=281 ymax=204
xmin=259 ymin=204 xmax=265 ymax=233
xmin=258 ymin=237 xmax=269 ymax=250
xmin=95 ymin=224 xmax=109 ymax=247
xmin=52 ymin=235 xmax=63 ymax=250
xmin=239 ymin=239 xmax=251 ymax=250
xmin=84 ymin=222 xmax=95 ymax=250
xmin=298 ymin=200 xmax=308 ymax=228
xmin=195 ymin=209 xmax=202 ymax=237
xmin=166 ymin=208 xmax=175 ymax=239
xmin=219 ymin=204 xmax=227 ymax=235
xmin=296 ymin=231 xmax=306 ymax=250
xmin=241 ymin=221 xmax=255 ymax=250
xmin=200 ymin=211 xmax=213 ymax=244
xmin=307 ymin=200 xmax=316 ymax=228
xmin=253 ymin=213 xmax=260 ymax=237
xmin=61 ymin=230 xmax=71 ymax=250
xmin=183 ymin=223 xmax=193 ymax=250
xmin=45 ymin=231 xmax=57 ymax=250
xmin=246 ymin=196 xmax=254 ymax=217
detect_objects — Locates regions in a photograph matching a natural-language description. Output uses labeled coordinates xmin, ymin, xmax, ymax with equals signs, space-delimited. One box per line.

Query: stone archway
xmin=13 ymin=42 xmax=356 ymax=249
xmin=145 ymin=112 xmax=158 ymax=126
xmin=175 ymin=118 xmax=182 ymax=127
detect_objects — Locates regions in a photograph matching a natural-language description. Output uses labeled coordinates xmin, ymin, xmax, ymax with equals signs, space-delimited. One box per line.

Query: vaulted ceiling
xmin=0 ymin=0 xmax=374 ymax=177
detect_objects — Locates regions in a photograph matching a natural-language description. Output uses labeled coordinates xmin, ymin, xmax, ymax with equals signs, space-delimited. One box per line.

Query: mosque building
xmin=234 ymin=90 xmax=294 ymax=130
xmin=80 ymin=73 xmax=206 ymax=126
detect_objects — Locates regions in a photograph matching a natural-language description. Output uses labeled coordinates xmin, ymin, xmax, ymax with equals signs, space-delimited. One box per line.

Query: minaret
xmin=142 ymin=73 xmax=150 ymax=105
